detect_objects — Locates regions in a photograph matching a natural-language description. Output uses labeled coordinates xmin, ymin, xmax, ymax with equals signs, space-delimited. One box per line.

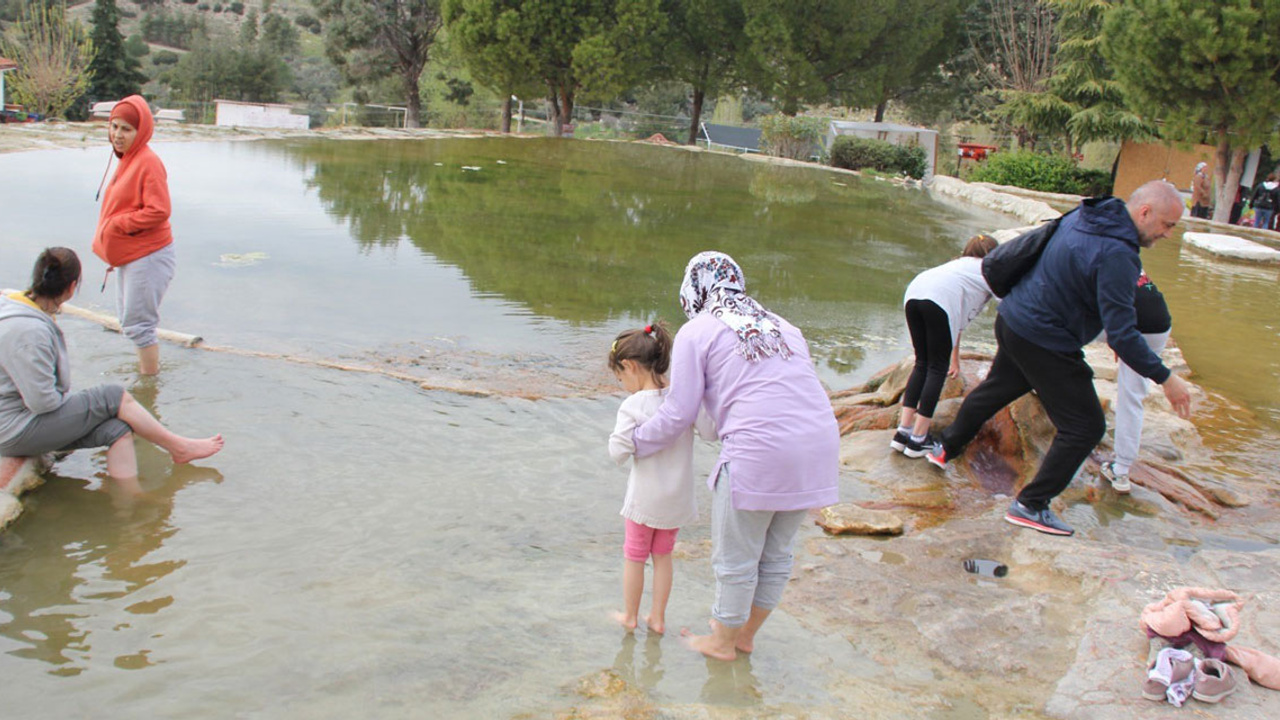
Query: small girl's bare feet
xmin=611 ymin=611 xmax=638 ymax=633
xmin=170 ymin=435 xmax=224 ymax=464
xmin=645 ymin=614 xmax=665 ymax=635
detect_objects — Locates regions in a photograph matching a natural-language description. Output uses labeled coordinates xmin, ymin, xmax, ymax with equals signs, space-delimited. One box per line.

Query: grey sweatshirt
xmin=0 ymin=294 xmax=70 ymax=445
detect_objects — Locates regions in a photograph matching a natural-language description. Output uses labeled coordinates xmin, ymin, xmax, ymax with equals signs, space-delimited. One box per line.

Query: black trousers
xmin=939 ymin=315 xmax=1105 ymax=510
xmin=902 ymin=299 xmax=952 ymax=418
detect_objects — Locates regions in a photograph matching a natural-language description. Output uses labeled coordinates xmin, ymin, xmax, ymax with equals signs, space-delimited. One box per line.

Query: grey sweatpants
xmin=710 ymin=464 xmax=808 ymax=627
xmin=116 ymin=244 xmax=176 ymax=348
xmin=1113 ymin=330 xmax=1171 ymax=475
xmin=0 ymin=384 xmax=130 ymax=457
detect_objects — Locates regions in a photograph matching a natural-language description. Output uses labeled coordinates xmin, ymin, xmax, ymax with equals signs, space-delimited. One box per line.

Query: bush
xmin=968 ymin=150 xmax=1113 ymax=196
xmin=153 ymin=49 xmax=180 ymax=66
xmin=759 ymin=114 xmax=826 ymax=160
xmin=294 ymin=13 xmax=322 ymax=34
xmin=229 ymin=2 xmax=244 ymax=14
xmin=829 ymin=136 xmax=928 ymax=179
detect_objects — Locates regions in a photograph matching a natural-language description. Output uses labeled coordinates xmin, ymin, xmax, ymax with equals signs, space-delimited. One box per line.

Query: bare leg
xmin=899 ymin=407 xmax=917 ymax=429
xmin=105 ymin=432 xmax=138 ymax=480
xmin=734 ymin=605 xmax=772 ymax=654
xmin=681 ymin=617 xmax=738 ymax=661
xmin=0 ymin=456 xmax=27 ymax=492
xmin=612 ymin=559 xmax=644 ymax=632
xmin=646 ymin=553 xmax=672 ymax=634
xmin=910 ymin=414 xmax=933 ymax=437
xmin=117 ymin=391 xmax=223 ymax=463
xmin=137 ymin=344 xmax=160 ymax=376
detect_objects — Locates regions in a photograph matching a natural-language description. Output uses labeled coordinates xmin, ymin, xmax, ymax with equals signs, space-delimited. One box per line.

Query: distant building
xmin=0 ymin=57 xmax=17 ymax=111
xmin=214 ymin=99 xmax=309 ymax=130
xmin=825 ymin=121 xmax=939 ymax=181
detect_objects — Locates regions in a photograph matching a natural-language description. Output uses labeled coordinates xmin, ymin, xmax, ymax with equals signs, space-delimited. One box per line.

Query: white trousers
xmin=709 ymin=465 xmax=807 ymax=627
xmin=1114 ymin=330 xmax=1171 ymax=475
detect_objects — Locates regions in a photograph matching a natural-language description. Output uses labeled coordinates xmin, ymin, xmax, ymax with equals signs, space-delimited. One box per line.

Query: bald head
xmin=1127 ymin=180 xmax=1184 ymax=247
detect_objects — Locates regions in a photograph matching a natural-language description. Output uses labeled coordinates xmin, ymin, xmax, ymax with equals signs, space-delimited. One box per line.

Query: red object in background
xmin=957 ymin=143 xmax=999 ymax=161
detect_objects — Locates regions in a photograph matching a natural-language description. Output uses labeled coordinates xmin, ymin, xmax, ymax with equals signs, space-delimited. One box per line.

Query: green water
xmin=0 ymin=137 xmax=1275 ymax=718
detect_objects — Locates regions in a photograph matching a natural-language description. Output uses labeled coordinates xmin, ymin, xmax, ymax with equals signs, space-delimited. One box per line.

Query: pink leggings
xmin=623 ymin=519 xmax=679 ymax=562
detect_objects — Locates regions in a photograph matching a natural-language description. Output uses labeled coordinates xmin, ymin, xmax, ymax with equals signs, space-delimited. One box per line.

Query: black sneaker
xmin=904 ymin=434 xmax=938 ymax=459
xmin=889 ymin=429 xmax=910 ymax=453
xmin=1004 ymin=500 xmax=1074 ymax=536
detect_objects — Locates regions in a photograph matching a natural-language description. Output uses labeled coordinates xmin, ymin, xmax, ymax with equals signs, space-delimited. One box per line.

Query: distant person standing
xmin=93 ymin=95 xmax=177 ymax=376
xmin=1250 ymin=173 xmax=1279 ymax=231
xmin=926 ymin=181 xmax=1192 ymax=537
xmin=1099 ymin=271 xmax=1172 ymax=494
xmin=1190 ymin=162 xmax=1212 ymax=219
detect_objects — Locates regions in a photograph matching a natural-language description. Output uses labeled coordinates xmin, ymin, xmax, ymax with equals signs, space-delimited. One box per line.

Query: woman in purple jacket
xmin=633 ymin=251 xmax=840 ymax=661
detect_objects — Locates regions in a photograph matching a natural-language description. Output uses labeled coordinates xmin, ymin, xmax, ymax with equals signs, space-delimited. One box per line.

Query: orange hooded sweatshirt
xmin=92 ymin=95 xmax=174 ymax=267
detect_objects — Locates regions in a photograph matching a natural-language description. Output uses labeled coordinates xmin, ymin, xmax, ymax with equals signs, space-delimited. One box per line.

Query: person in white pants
xmin=1102 ymin=270 xmax=1172 ymax=493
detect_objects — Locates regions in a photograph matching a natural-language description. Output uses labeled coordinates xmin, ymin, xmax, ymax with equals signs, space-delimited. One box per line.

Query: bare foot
xmin=170 ymin=435 xmax=224 ymax=464
xmin=680 ymin=627 xmax=736 ymax=661
xmin=611 ymin=611 xmax=638 ymax=633
xmin=645 ymin=614 xmax=665 ymax=635
xmin=711 ymin=620 xmax=754 ymax=653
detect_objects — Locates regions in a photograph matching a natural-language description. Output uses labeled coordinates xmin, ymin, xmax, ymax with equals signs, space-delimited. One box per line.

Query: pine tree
xmin=87 ymin=0 xmax=147 ymax=101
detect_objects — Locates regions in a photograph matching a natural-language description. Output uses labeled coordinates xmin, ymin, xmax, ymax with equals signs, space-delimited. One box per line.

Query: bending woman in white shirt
xmin=891 ymin=234 xmax=998 ymax=459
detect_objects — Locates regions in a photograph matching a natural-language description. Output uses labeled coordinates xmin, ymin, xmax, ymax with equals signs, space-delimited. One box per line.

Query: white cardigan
xmin=608 ymin=389 xmax=715 ymax=529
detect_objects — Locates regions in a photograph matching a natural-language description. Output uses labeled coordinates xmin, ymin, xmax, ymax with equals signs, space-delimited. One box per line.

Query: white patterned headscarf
xmin=679 ymin=251 xmax=792 ymax=362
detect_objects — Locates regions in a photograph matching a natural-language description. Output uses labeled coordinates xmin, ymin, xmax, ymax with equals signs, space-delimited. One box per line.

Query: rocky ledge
xmin=562 ymin=344 xmax=1280 ymax=719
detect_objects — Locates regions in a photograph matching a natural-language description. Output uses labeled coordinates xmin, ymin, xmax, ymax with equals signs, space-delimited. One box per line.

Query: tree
xmin=0 ymin=3 xmax=95 ymax=117
xmin=164 ymin=38 xmax=290 ymax=103
xmin=261 ymin=12 xmax=300 ymax=57
xmin=312 ymin=0 xmax=444 ymax=128
xmin=240 ymin=8 xmax=258 ymax=46
xmin=660 ymin=0 xmax=746 ymax=144
xmin=1047 ymin=0 xmax=1153 ymax=148
xmin=445 ymin=0 xmax=665 ymax=136
xmin=1103 ymin=0 xmax=1280 ymax=223
xmin=966 ymin=0 xmax=1067 ymax=148
xmin=738 ymin=0 xmax=885 ymax=116
xmin=846 ymin=0 xmax=965 ymax=123
xmin=442 ymin=0 xmax=540 ymax=132
xmin=86 ymin=0 xmax=146 ymax=102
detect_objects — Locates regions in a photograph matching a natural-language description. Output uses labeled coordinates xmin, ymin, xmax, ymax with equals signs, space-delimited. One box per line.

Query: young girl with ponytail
xmin=607 ymin=321 xmax=714 ymax=635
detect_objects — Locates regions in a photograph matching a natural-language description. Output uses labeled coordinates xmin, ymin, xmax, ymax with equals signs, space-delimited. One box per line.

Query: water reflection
xmin=612 ymin=632 xmax=665 ymax=690
xmin=279 ymin=138 xmax=1006 ymax=327
xmin=700 ymin=653 xmax=762 ymax=706
xmin=0 ymin=379 xmax=223 ymax=675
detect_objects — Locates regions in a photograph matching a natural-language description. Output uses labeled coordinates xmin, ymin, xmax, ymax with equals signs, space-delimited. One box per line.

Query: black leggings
xmin=902 ymin=299 xmax=953 ymax=418
xmin=939 ymin=315 xmax=1106 ymax=510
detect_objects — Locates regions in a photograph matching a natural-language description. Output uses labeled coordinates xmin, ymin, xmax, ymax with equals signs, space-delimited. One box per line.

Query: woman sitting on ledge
xmin=0 ymin=248 xmax=222 ymax=485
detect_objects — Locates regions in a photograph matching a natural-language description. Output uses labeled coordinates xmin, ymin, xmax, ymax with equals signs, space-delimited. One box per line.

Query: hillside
xmin=67 ymin=0 xmax=323 ymax=52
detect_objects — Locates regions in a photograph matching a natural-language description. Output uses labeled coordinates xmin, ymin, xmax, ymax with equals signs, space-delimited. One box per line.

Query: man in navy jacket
xmin=927 ymin=180 xmax=1192 ymax=536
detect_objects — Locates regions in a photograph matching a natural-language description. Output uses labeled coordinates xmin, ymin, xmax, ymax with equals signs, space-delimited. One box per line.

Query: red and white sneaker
xmin=925 ymin=443 xmax=948 ymax=470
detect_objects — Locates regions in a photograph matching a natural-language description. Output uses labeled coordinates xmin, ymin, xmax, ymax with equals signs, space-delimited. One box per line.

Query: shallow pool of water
xmin=0 ymin=137 xmax=1277 ymax=717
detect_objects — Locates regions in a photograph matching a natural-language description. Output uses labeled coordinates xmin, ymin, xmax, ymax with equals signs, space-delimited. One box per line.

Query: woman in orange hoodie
xmin=92 ymin=95 xmax=177 ymax=376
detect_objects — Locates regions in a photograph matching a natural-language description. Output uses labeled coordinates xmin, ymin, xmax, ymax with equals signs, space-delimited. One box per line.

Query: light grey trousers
xmin=1113 ymin=330 xmax=1171 ymax=475
xmin=116 ymin=244 xmax=176 ymax=348
xmin=710 ymin=465 xmax=807 ymax=627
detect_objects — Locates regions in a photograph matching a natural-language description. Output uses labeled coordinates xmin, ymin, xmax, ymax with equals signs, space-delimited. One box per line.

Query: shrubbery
xmin=294 ymin=13 xmax=322 ymax=35
xmin=829 ymin=136 xmax=928 ymax=179
xmin=759 ymin=114 xmax=826 ymax=160
xmin=968 ymin=150 xmax=1112 ymax=196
